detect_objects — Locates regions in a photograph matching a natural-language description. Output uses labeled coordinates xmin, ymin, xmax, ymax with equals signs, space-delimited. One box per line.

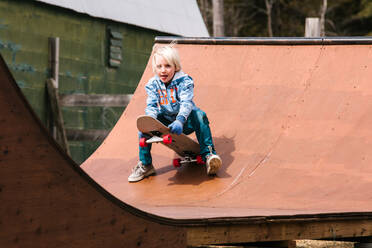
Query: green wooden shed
xmin=0 ymin=0 xmax=208 ymax=163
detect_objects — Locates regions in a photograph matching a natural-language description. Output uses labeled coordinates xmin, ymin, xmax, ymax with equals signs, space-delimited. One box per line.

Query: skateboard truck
xmin=139 ymin=134 xmax=172 ymax=147
xmin=173 ymin=154 xmax=204 ymax=168
xmin=172 ymin=146 xmax=211 ymax=168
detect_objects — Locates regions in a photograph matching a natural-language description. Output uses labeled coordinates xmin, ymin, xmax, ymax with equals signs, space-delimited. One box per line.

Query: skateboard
xmin=136 ymin=115 xmax=205 ymax=167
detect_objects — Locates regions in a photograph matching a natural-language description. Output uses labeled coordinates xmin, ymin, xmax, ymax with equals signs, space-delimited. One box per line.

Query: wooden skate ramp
xmin=2 ymin=38 xmax=372 ymax=247
xmin=83 ymin=37 xmax=372 ymax=218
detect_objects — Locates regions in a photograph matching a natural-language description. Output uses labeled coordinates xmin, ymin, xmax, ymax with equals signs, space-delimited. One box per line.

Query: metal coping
xmin=155 ymin=36 xmax=372 ymax=45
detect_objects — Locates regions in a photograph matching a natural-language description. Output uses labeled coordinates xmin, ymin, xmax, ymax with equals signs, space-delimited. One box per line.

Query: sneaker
xmin=206 ymin=154 xmax=222 ymax=175
xmin=128 ymin=161 xmax=156 ymax=182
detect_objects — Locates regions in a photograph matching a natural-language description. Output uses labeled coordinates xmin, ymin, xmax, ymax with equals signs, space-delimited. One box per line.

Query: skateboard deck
xmin=136 ymin=115 xmax=200 ymax=158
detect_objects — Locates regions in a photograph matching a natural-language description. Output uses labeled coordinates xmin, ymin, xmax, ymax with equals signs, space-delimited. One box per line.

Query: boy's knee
xmin=192 ymin=109 xmax=209 ymax=125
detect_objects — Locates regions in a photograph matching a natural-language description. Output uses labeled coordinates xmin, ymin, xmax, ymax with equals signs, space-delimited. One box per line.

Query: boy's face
xmin=154 ymin=54 xmax=176 ymax=84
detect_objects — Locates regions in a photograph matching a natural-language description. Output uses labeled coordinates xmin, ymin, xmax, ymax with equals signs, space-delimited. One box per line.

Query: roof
xmin=35 ymin=0 xmax=209 ymax=37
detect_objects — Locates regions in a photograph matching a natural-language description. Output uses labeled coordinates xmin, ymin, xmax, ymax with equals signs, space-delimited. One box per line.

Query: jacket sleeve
xmin=145 ymin=82 xmax=159 ymax=118
xmin=177 ymin=76 xmax=194 ymax=121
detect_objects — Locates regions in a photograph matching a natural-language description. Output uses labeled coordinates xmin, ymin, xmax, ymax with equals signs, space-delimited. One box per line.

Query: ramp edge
xmin=155 ymin=36 xmax=372 ymax=45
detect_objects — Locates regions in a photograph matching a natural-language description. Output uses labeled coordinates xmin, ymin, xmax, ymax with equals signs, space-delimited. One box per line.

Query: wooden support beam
xmin=288 ymin=240 xmax=354 ymax=248
xmin=305 ymin=17 xmax=320 ymax=37
xmin=48 ymin=37 xmax=59 ymax=87
xmin=186 ymin=218 xmax=372 ymax=247
xmin=194 ymin=245 xmax=247 ymax=248
xmin=59 ymin=94 xmax=132 ymax=107
xmin=191 ymin=240 xmax=355 ymax=248
xmin=46 ymin=79 xmax=70 ymax=155
xmin=47 ymin=37 xmax=60 ymax=138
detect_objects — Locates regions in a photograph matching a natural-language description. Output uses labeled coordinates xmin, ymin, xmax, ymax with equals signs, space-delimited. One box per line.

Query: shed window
xmin=108 ymin=28 xmax=123 ymax=68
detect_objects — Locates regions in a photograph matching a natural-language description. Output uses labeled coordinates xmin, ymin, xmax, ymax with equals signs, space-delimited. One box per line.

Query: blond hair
xmin=152 ymin=43 xmax=181 ymax=73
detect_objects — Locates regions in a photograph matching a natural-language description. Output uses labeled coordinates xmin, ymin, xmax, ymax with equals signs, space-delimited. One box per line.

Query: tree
xmin=197 ymin=0 xmax=213 ymax=35
xmin=320 ymin=0 xmax=327 ymax=36
xmin=213 ymin=0 xmax=225 ymax=36
xmin=197 ymin=0 xmax=372 ymax=37
xmin=265 ymin=0 xmax=276 ymax=37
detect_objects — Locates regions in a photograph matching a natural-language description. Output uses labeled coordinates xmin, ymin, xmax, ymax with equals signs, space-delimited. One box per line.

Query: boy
xmin=128 ymin=44 xmax=222 ymax=182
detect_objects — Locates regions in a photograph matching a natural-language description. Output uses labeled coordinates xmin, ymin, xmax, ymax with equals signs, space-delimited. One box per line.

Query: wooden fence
xmin=46 ymin=78 xmax=132 ymax=152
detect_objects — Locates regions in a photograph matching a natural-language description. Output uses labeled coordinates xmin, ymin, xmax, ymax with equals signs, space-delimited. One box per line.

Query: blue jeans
xmin=139 ymin=108 xmax=216 ymax=165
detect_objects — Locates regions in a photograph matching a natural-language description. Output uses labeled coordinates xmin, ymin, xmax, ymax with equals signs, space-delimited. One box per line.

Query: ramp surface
xmin=83 ymin=39 xmax=372 ymax=219
xmin=2 ymin=37 xmax=372 ymax=247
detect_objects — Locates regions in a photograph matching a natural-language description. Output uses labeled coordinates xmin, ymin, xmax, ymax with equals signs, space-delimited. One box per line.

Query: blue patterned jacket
xmin=145 ymin=71 xmax=196 ymax=123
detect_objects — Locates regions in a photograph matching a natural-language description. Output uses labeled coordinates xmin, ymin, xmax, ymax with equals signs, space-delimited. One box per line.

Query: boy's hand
xmin=168 ymin=120 xmax=183 ymax=135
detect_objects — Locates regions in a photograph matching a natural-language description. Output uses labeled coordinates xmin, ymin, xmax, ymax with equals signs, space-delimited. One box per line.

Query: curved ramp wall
xmin=0 ymin=54 xmax=186 ymax=248
xmin=83 ymin=38 xmax=372 ymax=219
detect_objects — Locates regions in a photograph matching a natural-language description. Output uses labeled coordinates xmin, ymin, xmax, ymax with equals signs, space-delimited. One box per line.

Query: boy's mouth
xmin=160 ymin=75 xmax=168 ymax=80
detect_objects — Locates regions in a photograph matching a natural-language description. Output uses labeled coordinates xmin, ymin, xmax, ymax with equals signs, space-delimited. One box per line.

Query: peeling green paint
xmin=16 ymin=80 xmax=26 ymax=88
xmin=7 ymin=42 xmax=21 ymax=64
xmin=11 ymin=63 xmax=35 ymax=72
xmin=7 ymin=42 xmax=21 ymax=52
xmin=65 ymin=71 xmax=73 ymax=77
xmin=0 ymin=39 xmax=22 ymax=64
xmin=0 ymin=40 xmax=20 ymax=51
xmin=0 ymin=19 xmax=8 ymax=30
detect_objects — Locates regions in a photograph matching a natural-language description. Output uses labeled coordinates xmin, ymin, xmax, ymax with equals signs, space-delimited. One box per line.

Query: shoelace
xmin=132 ymin=162 xmax=144 ymax=173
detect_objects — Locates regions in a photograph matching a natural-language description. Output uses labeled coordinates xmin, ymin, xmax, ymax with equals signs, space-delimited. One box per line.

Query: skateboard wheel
xmin=163 ymin=134 xmax=172 ymax=144
xmin=139 ymin=137 xmax=147 ymax=147
xmin=173 ymin=158 xmax=181 ymax=167
xmin=196 ymin=155 xmax=205 ymax=165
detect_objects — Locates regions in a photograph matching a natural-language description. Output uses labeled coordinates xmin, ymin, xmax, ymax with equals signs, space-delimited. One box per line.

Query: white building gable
xmin=35 ymin=0 xmax=209 ymax=37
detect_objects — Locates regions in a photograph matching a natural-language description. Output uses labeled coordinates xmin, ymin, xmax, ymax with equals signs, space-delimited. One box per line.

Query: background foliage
xmin=197 ymin=0 xmax=372 ymax=37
